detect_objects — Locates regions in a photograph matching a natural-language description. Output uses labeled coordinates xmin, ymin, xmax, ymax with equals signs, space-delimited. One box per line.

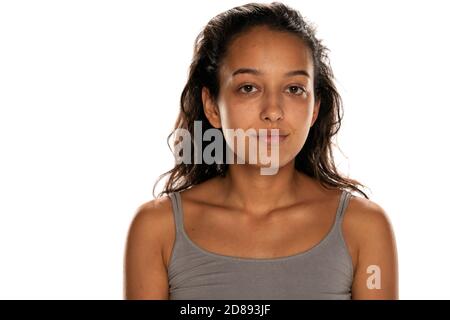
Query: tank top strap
xmin=336 ymin=190 xmax=352 ymax=222
xmin=168 ymin=191 xmax=183 ymax=234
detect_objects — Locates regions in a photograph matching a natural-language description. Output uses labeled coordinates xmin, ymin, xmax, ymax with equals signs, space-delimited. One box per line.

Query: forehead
xmin=220 ymin=25 xmax=313 ymax=76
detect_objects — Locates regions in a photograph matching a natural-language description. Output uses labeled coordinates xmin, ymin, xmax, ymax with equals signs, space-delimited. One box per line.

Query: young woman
xmin=124 ymin=2 xmax=398 ymax=300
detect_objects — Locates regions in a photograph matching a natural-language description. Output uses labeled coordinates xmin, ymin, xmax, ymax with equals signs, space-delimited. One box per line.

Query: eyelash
xmin=238 ymin=84 xmax=307 ymax=96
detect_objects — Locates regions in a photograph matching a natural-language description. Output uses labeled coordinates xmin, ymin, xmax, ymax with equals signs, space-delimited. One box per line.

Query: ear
xmin=310 ymin=98 xmax=321 ymax=127
xmin=202 ymin=87 xmax=222 ymax=128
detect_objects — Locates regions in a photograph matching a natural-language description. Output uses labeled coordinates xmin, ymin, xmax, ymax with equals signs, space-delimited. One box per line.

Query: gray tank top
xmin=167 ymin=190 xmax=354 ymax=300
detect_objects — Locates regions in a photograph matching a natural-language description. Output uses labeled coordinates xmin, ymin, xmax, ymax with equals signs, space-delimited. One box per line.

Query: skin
xmin=124 ymin=25 xmax=398 ymax=300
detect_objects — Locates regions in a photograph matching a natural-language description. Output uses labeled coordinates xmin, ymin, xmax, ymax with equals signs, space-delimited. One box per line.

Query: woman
xmin=124 ymin=2 xmax=398 ymax=300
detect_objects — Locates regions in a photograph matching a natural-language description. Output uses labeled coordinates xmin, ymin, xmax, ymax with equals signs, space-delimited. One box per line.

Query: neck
xmin=220 ymin=160 xmax=303 ymax=217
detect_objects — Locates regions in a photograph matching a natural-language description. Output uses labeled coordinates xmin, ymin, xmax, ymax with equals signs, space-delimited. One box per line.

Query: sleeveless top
xmin=167 ymin=190 xmax=354 ymax=300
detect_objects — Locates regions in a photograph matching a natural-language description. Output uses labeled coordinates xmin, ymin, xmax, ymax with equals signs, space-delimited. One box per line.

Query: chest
xmin=166 ymin=198 xmax=355 ymax=300
xmin=181 ymin=203 xmax=339 ymax=259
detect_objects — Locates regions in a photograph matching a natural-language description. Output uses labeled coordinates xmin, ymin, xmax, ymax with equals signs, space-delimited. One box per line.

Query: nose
xmin=260 ymin=91 xmax=284 ymax=123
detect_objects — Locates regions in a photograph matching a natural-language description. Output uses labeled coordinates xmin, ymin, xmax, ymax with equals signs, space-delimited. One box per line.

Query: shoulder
xmin=128 ymin=195 xmax=174 ymax=238
xmin=124 ymin=194 xmax=176 ymax=299
xmin=125 ymin=194 xmax=176 ymax=265
xmin=343 ymin=193 xmax=399 ymax=299
xmin=344 ymin=194 xmax=396 ymax=244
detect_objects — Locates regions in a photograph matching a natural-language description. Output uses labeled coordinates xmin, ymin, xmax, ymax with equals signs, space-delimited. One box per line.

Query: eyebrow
xmin=231 ymin=68 xmax=310 ymax=78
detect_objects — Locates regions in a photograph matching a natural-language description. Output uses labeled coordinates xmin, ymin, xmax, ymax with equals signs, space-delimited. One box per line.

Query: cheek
xmin=219 ymin=103 xmax=255 ymax=129
xmin=287 ymin=107 xmax=315 ymax=148
xmin=295 ymin=124 xmax=312 ymax=145
xmin=290 ymin=101 xmax=315 ymax=128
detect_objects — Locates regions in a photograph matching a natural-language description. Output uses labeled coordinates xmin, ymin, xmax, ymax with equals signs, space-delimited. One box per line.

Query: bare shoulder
xmin=342 ymin=193 xmax=399 ymax=299
xmin=128 ymin=194 xmax=177 ymax=264
xmin=124 ymin=194 xmax=175 ymax=300
xmin=129 ymin=195 xmax=174 ymax=237
xmin=344 ymin=194 xmax=396 ymax=244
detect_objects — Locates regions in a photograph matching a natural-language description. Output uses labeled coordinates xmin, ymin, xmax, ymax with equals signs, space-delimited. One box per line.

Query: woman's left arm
xmin=349 ymin=200 xmax=399 ymax=299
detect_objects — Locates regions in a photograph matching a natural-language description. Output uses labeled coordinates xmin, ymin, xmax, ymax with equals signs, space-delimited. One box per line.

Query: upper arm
xmin=123 ymin=199 xmax=171 ymax=300
xmin=350 ymin=198 xmax=399 ymax=299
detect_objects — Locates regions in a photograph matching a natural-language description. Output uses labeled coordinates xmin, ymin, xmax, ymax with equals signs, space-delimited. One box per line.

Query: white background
xmin=1 ymin=0 xmax=449 ymax=299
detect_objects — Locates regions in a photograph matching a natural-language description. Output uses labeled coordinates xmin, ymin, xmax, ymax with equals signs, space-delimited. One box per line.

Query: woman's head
xmin=154 ymin=1 xmax=369 ymax=198
xmin=202 ymin=24 xmax=320 ymax=170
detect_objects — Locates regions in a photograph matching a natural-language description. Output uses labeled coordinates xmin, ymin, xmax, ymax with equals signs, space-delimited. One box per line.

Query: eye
xmin=286 ymin=85 xmax=306 ymax=96
xmin=238 ymin=84 xmax=258 ymax=94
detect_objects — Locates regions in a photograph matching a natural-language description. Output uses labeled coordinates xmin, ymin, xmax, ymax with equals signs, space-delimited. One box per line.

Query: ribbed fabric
xmin=167 ymin=190 xmax=354 ymax=300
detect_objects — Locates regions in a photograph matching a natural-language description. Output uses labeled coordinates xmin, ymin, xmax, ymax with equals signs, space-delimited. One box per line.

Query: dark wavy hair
xmin=152 ymin=1 xmax=370 ymax=199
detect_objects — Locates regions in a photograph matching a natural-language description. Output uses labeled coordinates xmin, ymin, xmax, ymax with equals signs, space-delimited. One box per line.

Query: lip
xmin=251 ymin=134 xmax=289 ymax=144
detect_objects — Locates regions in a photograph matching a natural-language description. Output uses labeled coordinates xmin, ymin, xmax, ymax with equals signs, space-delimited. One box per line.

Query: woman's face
xmin=202 ymin=25 xmax=320 ymax=169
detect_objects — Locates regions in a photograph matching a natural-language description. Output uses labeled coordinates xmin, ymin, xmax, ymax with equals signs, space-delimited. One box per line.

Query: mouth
xmin=250 ymin=133 xmax=289 ymax=144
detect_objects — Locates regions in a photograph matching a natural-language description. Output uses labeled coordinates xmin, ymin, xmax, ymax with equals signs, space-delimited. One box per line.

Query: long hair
xmin=152 ymin=2 xmax=369 ymax=199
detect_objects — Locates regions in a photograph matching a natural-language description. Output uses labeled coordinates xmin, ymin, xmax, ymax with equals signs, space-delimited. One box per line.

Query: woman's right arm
xmin=124 ymin=200 xmax=170 ymax=299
